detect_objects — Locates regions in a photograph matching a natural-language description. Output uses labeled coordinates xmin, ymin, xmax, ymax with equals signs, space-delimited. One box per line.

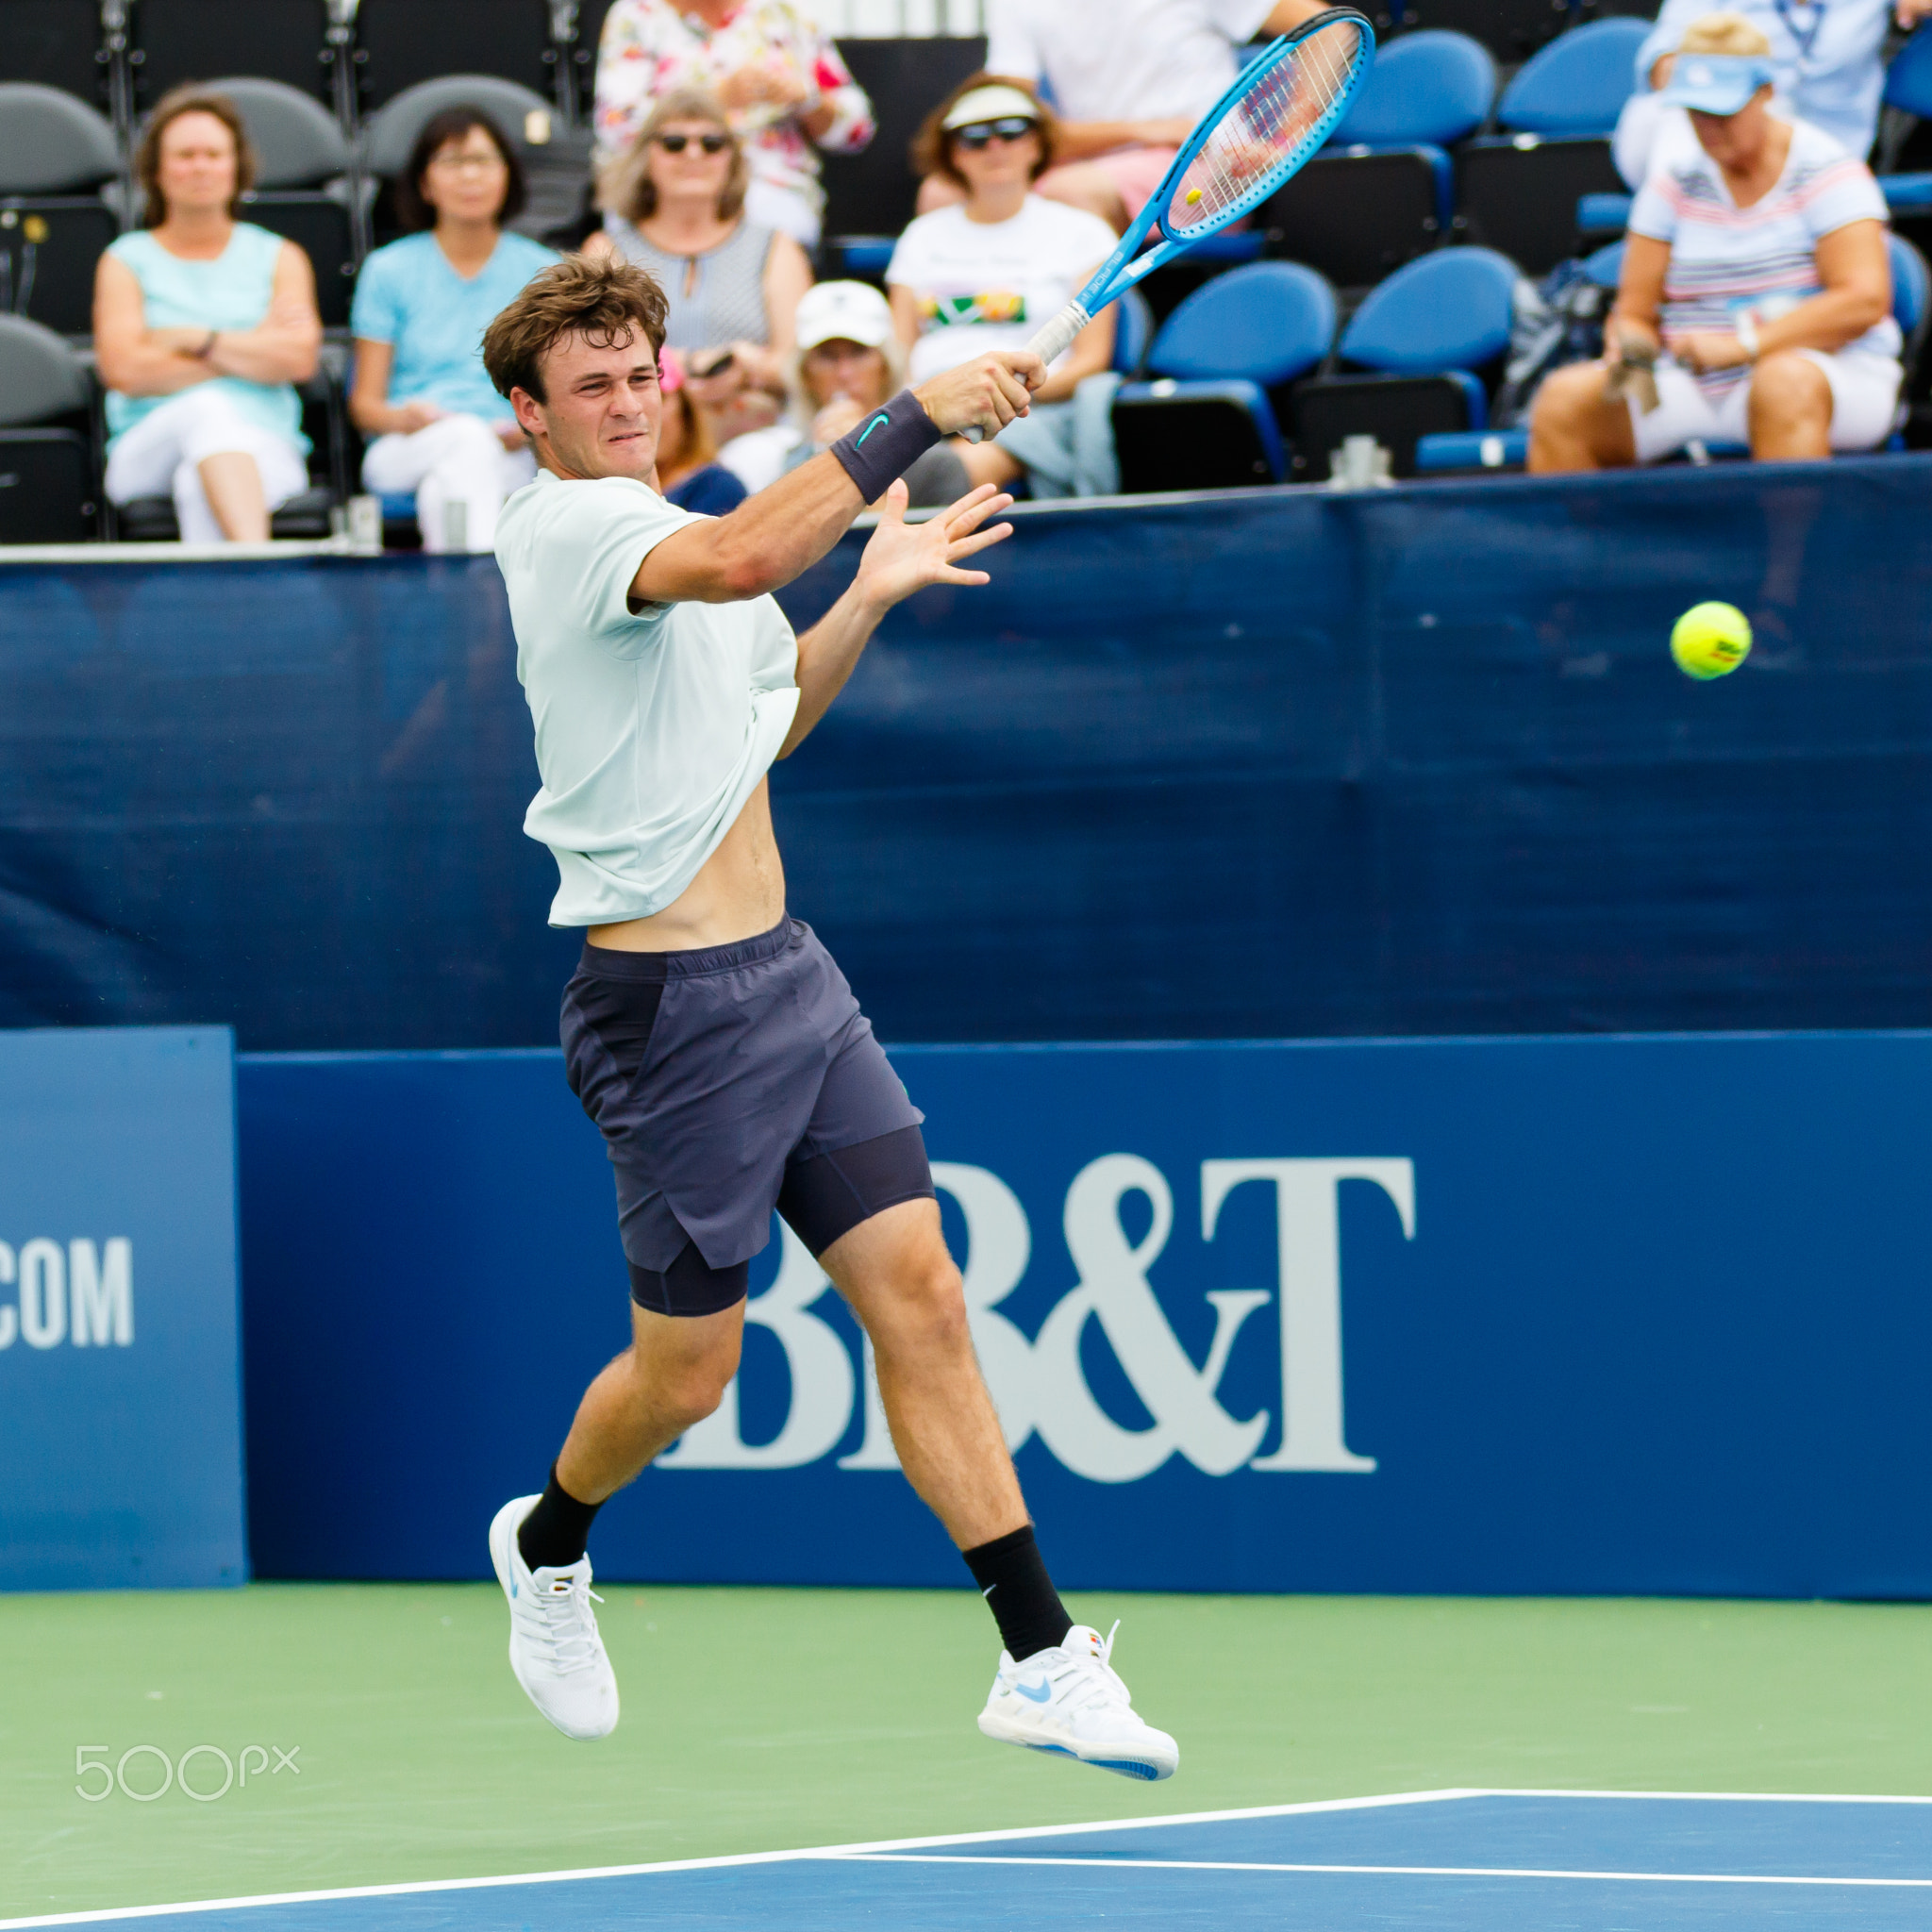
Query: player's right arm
xmin=626 ymin=349 xmax=1041 ymax=608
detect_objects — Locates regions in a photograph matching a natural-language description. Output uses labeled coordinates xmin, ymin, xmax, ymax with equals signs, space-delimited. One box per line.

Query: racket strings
xmin=1163 ymin=20 xmax=1366 ymax=236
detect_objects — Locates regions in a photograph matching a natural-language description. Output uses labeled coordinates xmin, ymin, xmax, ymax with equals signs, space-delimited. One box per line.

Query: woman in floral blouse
xmin=592 ymin=0 xmax=874 ymax=248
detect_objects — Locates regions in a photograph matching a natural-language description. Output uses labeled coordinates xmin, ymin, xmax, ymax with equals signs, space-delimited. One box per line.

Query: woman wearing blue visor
xmin=1529 ymin=13 xmax=1900 ymax=472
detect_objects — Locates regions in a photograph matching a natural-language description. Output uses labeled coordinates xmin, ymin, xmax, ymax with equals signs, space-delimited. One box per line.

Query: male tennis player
xmin=478 ymin=254 xmax=1178 ymax=1782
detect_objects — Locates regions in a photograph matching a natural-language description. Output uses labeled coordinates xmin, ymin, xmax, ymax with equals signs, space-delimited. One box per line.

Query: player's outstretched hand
xmin=913 ymin=352 xmax=1045 ymax=440
xmin=855 ymin=480 xmax=1015 ymax=612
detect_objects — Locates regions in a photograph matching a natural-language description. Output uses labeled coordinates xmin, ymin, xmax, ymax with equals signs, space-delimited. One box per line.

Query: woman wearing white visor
xmin=1530 ymin=14 xmax=1900 ymax=472
xmin=891 ymin=77 xmax=1123 ymax=499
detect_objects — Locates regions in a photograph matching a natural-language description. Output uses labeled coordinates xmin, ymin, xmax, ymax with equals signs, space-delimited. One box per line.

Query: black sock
xmin=962 ymin=1524 xmax=1073 ymax=1662
xmin=516 ymin=1464 xmax=603 ymax=1571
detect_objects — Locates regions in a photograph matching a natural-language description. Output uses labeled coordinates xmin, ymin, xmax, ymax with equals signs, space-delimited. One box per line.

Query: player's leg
xmin=489 ymin=1264 xmax=746 ymax=1742
xmin=781 ymin=1113 xmax=1179 ymax=1780
xmin=553 ymin=1297 xmax=744 ymax=1506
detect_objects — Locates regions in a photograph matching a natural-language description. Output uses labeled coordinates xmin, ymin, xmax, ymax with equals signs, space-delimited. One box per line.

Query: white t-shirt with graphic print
xmin=1627 ymin=116 xmax=1898 ymax=396
xmin=887 ymin=197 xmax=1121 ymax=387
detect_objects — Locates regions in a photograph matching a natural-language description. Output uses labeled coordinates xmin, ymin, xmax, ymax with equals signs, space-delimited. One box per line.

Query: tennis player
xmin=478 ymin=253 xmax=1178 ymax=1782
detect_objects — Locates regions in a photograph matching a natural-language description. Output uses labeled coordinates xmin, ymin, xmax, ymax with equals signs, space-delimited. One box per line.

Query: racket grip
xmin=958 ymin=302 xmax=1092 ymax=444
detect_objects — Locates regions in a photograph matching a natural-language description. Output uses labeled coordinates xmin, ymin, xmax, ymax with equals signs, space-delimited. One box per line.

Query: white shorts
xmin=105 ymin=387 xmax=309 ymax=543
xmin=1628 ymin=350 xmax=1903 ymax=463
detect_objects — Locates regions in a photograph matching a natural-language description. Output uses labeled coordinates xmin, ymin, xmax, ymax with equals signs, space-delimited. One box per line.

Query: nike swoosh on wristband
xmin=1014 ymin=1678 xmax=1052 ymax=1704
xmin=855 ymin=411 xmax=891 ymax=446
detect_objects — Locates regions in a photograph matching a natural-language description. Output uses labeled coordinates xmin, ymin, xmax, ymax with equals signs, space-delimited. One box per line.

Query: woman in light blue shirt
xmin=349 ymin=108 xmax=556 ymax=552
xmin=93 ymin=87 xmax=322 ymax=542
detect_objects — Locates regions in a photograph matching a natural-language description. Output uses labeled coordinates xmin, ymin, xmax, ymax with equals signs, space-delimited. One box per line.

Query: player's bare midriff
xmin=587 ymin=778 xmax=787 ymax=952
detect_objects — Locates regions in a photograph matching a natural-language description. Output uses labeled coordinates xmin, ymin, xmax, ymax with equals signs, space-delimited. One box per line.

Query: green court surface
xmin=4 ymin=1586 xmax=1930 ymax=1922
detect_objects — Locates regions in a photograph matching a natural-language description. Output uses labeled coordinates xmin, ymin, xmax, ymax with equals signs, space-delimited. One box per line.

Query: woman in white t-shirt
xmin=1529 ymin=13 xmax=1899 ymax=471
xmin=889 ymin=77 xmax=1123 ymax=498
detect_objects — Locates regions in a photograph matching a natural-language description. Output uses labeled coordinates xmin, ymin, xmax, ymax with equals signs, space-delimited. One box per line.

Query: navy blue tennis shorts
xmin=560 ymin=917 xmax=934 ymax=1318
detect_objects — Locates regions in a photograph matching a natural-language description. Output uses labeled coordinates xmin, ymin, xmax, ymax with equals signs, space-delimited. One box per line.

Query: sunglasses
xmin=951 ymin=116 xmax=1038 ymax=150
xmin=655 ymin=132 xmax=730 ymax=154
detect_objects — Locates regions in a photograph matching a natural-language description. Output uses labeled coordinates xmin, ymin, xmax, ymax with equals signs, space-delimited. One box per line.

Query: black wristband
xmin=828 ymin=389 xmax=943 ymax=504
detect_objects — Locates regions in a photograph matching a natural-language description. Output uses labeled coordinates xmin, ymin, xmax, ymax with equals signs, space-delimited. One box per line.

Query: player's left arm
xmin=777 ymin=480 xmax=1014 ymax=758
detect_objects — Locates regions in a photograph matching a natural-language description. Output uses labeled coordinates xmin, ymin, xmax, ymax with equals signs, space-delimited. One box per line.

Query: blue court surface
xmin=10 ymin=1789 xmax=1932 ymax=1930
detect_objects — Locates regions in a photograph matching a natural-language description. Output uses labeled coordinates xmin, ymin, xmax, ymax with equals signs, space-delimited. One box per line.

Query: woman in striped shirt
xmin=1530 ymin=12 xmax=1899 ymax=471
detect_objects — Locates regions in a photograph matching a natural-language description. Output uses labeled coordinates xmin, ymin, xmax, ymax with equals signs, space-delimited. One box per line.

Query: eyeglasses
xmin=951 ymin=116 xmax=1038 ymax=150
xmin=428 ymin=150 xmax=507 ymax=174
xmin=655 ymin=132 xmax=730 ymax=154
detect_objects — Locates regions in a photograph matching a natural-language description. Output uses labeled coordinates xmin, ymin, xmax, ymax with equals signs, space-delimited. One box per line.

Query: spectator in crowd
xmin=349 ymin=109 xmax=556 ymax=554
xmin=93 ymin=88 xmax=321 ymax=543
xmin=1530 ymin=15 xmax=1900 ymax=472
xmin=652 ymin=346 xmax=749 ymax=513
xmin=893 ymin=78 xmax=1122 ymax=500
xmin=721 ymin=280 xmax=970 ymax=505
xmin=585 ymin=88 xmax=811 ymax=449
xmin=1615 ymin=0 xmax=1932 ymax=185
xmin=592 ymin=0 xmax=874 ymax=249
xmin=935 ymin=0 xmax=1330 ymax=229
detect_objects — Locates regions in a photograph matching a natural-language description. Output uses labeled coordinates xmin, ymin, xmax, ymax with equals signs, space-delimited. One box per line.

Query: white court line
xmin=8 ymin=1786 xmax=1930 ymax=1929
xmin=843 ymin=1853 xmax=1932 ymax=1890
xmin=0 ymin=1791 xmax=1478 ymax=1928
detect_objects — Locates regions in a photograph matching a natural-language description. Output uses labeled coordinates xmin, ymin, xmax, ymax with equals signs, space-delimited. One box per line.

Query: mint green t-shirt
xmin=494 ymin=471 xmax=799 ymax=927
xmin=103 ymin=225 xmax=308 ymax=451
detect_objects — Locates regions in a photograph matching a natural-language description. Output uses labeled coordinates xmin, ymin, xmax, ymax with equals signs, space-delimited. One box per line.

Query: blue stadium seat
xmin=1457 ymin=19 xmax=1650 ymax=273
xmin=1577 ymin=192 xmax=1633 ymax=241
xmin=1877 ymin=29 xmax=1932 ymax=211
xmin=1583 ymin=240 xmax=1624 ymax=290
xmin=1260 ymin=31 xmax=1493 ymax=286
xmin=1495 ymin=18 xmax=1652 ymax=136
xmin=1331 ymin=29 xmax=1496 ymax=146
xmin=1112 ymin=261 xmax=1336 ymax=491
xmin=1291 ymin=247 xmax=1518 ymax=477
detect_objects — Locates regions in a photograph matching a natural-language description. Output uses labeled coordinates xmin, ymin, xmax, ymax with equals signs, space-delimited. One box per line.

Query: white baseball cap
xmin=941 ymin=83 xmax=1041 ymax=131
xmin=794 ymin=279 xmax=893 ymax=352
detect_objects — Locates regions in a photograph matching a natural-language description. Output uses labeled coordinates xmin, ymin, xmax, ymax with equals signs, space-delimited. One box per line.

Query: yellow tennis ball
xmin=1670 ymin=601 xmax=1752 ymax=680
xmin=1185 ymin=187 xmax=1203 ymax=203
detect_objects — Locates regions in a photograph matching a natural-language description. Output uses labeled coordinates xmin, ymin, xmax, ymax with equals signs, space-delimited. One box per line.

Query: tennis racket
xmin=961 ymin=9 xmax=1374 ymax=441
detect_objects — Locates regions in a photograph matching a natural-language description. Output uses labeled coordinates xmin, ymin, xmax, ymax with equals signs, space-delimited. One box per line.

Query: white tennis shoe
xmin=488 ymin=1494 xmax=620 ymax=1740
xmin=977 ymin=1621 xmax=1178 ymax=1781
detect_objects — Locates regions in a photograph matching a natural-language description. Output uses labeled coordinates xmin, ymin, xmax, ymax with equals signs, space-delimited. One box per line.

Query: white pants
xmin=1628 ymin=351 xmax=1903 ymax=463
xmin=359 ymin=413 xmax=537 ymax=554
xmin=105 ymin=388 xmax=309 ymax=543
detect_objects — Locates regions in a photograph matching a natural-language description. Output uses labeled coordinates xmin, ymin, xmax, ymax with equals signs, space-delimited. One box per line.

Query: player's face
xmin=513 ymin=329 xmax=664 ymax=484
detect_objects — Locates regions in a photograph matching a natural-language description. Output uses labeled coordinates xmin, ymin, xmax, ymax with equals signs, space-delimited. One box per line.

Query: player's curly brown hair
xmin=482 ymin=253 xmax=671 ymax=403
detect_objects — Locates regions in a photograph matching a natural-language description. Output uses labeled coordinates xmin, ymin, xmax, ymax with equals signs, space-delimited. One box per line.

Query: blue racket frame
xmin=1074 ymin=9 xmax=1376 ymax=313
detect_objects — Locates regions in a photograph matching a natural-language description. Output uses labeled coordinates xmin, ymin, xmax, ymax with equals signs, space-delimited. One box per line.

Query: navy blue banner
xmin=5 ymin=461 xmax=1932 ymax=1049
xmin=239 ymin=1033 xmax=1932 ymax=1597
xmin=0 ymin=1026 xmax=245 ymax=1590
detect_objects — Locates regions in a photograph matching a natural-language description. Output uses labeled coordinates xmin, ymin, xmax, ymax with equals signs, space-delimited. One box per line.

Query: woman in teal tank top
xmin=94 ymin=86 xmax=322 ymax=543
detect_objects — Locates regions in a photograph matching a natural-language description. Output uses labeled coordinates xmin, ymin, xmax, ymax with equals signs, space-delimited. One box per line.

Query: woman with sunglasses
xmin=349 ymin=108 xmax=556 ymax=552
xmin=589 ymin=90 xmax=812 ymax=451
xmin=890 ymin=77 xmax=1122 ymax=499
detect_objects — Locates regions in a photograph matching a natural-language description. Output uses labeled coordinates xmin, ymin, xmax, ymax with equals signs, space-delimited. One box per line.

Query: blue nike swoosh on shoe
xmin=1014 ymin=1677 xmax=1052 ymax=1703
xmin=510 ymin=1579 xmax=518 ymax=1598
xmin=854 ymin=411 xmax=891 ymax=446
